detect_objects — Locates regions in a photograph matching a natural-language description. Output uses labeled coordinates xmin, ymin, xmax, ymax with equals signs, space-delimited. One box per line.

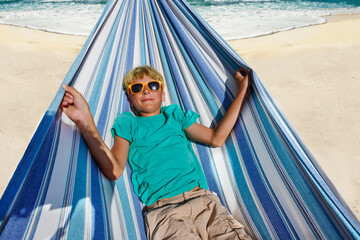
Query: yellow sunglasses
xmin=128 ymin=80 xmax=163 ymax=95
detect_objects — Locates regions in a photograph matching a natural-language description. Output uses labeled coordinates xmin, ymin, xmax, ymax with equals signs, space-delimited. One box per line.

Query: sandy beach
xmin=0 ymin=13 xmax=359 ymax=221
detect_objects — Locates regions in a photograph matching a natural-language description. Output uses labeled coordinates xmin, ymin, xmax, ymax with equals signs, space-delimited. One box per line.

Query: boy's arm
xmin=61 ymin=84 xmax=129 ymax=180
xmin=185 ymin=69 xmax=251 ymax=147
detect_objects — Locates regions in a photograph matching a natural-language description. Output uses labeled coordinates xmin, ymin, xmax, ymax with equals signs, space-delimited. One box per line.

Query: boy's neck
xmin=139 ymin=109 xmax=161 ymax=117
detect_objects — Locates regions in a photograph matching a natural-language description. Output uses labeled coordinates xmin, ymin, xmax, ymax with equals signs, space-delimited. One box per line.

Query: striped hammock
xmin=1 ymin=0 xmax=359 ymax=239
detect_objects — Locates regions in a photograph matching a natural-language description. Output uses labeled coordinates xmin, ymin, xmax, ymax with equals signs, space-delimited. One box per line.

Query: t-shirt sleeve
xmin=110 ymin=114 xmax=133 ymax=142
xmin=182 ymin=110 xmax=200 ymax=129
xmin=171 ymin=105 xmax=200 ymax=130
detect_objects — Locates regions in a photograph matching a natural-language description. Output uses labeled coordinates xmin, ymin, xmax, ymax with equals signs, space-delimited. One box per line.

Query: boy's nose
xmin=143 ymin=86 xmax=150 ymax=94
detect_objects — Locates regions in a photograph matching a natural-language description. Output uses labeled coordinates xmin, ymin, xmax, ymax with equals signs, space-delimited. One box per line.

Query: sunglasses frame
xmin=128 ymin=80 xmax=163 ymax=95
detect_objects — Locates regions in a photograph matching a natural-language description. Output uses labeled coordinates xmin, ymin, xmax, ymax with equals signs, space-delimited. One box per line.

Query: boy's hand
xmin=235 ymin=68 xmax=251 ymax=92
xmin=61 ymin=84 xmax=93 ymax=129
xmin=61 ymin=84 xmax=128 ymax=180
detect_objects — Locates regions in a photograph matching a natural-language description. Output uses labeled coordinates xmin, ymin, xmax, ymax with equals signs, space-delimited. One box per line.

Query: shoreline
xmin=229 ymin=12 xmax=360 ymax=41
xmin=0 ymin=22 xmax=90 ymax=37
xmin=1 ymin=13 xmax=359 ymax=219
xmin=0 ymin=12 xmax=358 ymax=40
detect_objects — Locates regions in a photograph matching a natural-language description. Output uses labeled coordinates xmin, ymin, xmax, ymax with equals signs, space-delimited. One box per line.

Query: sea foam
xmin=0 ymin=0 xmax=360 ymax=39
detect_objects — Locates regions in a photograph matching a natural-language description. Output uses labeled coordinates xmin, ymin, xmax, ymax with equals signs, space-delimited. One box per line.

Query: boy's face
xmin=127 ymin=74 xmax=165 ymax=117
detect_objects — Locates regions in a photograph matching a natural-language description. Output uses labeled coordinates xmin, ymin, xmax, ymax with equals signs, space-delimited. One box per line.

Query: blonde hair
xmin=123 ymin=66 xmax=165 ymax=95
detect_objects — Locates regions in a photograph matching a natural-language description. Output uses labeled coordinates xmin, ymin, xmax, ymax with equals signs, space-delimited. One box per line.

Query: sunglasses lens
xmin=148 ymin=81 xmax=160 ymax=91
xmin=131 ymin=83 xmax=144 ymax=93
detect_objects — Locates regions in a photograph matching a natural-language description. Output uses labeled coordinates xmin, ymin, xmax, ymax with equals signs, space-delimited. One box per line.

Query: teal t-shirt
xmin=111 ymin=104 xmax=208 ymax=205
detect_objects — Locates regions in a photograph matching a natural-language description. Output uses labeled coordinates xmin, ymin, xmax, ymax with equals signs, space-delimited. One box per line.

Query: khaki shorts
xmin=144 ymin=189 xmax=252 ymax=240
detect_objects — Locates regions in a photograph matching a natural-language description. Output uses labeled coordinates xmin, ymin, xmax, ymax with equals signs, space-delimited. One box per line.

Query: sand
xmin=0 ymin=13 xmax=359 ymax=220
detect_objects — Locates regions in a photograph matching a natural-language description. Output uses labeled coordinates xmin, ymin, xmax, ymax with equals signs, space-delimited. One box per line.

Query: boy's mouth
xmin=142 ymin=98 xmax=153 ymax=102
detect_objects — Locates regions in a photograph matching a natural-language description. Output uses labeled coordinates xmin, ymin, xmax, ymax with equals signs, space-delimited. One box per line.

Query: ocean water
xmin=0 ymin=0 xmax=360 ymax=40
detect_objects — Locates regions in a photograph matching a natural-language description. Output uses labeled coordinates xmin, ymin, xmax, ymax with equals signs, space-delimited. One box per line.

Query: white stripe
xmin=30 ymin=118 xmax=77 ymax=239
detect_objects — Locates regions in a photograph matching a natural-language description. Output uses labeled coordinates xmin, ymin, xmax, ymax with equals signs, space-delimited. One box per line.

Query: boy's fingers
xmin=61 ymin=95 xmax=74 ymax=106
xmin=61 ymin=100 xmax=68 ymax=107
xmin=238 ymin=68 xmax=247 ymax=77
xmin=64 ymin=96 xmax=74 ymax=104
xmin=63 ymin=84 xmax=80 ymax=97
xmin=236 ymin=67 xmax=252 ymax=77
xmin=65 ymin=92 xmax=74 ymax=99
xmin=235 ymin=70 xmax=245 ymax=82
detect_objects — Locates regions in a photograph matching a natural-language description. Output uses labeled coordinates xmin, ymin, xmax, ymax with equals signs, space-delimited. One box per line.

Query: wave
xmin=188 ymin=0 xmax=360 ymax=7
xmin=1 ymin=0 xmax=360 ymax=39
xmin=187 ymin=0 xmax=272 ymax=6
xmin=0 ymin=0 xmax=107 ymax=5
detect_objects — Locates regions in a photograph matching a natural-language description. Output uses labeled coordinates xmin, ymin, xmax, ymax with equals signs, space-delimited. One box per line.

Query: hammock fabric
xmin=1 ymin=0 xmax=359 ymax=239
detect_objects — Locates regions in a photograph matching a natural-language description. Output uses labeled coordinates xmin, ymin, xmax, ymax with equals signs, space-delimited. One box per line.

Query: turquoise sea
xmin=0 ymin=0 xmax=359 ymax=40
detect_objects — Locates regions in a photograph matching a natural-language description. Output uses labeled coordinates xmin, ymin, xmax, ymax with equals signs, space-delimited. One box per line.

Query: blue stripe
xmin=0 ymin=114 xmax=59 ymax=239
xmin=232 ymin=115 xmax=294 ymax=238
xmin=66 ymin=136 xmax=89 ymax=239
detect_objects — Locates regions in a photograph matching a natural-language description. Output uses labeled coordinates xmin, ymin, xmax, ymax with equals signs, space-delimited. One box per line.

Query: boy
xmin=61 ymin=66 xmax=252 ymax=239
